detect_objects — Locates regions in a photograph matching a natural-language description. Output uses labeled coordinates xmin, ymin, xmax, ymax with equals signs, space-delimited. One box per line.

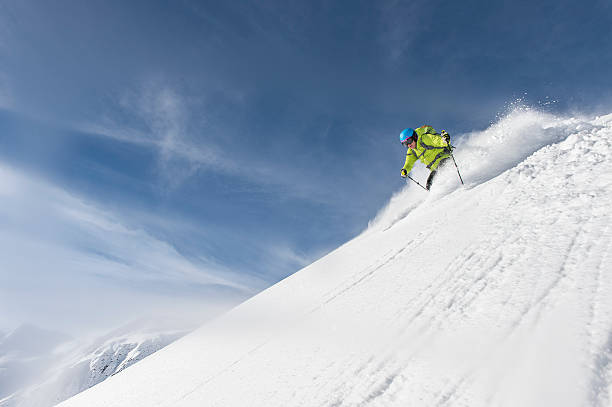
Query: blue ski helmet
xmin=399 ymin=128 xmax=415 ymax=144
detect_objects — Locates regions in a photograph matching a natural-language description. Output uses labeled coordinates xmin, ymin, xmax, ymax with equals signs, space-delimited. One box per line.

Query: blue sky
xmin=1 ymin=0 xmax=611 ymax=335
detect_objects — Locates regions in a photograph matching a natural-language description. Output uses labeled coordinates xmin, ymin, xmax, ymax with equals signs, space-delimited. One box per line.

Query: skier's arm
xmin=422 ymin=133 xmax=450 ymax=149
xmin=402 ymin=151 xmax=418 ymax=174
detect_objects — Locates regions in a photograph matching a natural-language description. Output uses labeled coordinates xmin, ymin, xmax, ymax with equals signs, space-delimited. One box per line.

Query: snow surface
xmin=58 ymin=109 xmax=612 ymax=407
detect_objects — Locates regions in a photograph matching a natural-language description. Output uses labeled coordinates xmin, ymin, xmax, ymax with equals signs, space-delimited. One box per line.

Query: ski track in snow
xmin=57 ymin=110 xmax=612 ymax=407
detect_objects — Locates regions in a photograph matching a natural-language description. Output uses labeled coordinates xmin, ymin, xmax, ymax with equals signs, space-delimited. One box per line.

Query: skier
xmin=399 ymin=125 xmax=452 ymax=190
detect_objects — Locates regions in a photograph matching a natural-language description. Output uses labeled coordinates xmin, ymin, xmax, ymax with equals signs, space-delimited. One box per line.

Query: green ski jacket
xmin=402 ymin=125 xmax=451 ymax=173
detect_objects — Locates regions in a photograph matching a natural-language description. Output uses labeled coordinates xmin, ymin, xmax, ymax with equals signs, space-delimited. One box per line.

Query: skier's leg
xmin=426 ymin=170 xmax=437 ymax=190
xmin=426 ymin=158 xmax=450 ymax=190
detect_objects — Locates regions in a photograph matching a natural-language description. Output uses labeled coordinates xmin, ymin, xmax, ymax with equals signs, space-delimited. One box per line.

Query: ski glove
xmin=401 ymin=169 xmax=408 ymax=178
xmin=441 ymin=130 xmax=450 ymax=143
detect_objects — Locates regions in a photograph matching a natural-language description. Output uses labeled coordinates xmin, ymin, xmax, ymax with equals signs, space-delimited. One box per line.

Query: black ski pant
xmin=426 ymin=158 xmax=450 ymax=190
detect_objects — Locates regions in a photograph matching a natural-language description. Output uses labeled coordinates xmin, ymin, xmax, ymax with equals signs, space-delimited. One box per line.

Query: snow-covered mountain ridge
xmin=59 ymin=109 xmax=612 ymax=407
xmin=0 ymin=322 xmax=187 ymax=407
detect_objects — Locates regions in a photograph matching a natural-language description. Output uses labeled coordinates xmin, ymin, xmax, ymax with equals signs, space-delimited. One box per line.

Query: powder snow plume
xmin=368 ymin=106 xmax=597 ymax=231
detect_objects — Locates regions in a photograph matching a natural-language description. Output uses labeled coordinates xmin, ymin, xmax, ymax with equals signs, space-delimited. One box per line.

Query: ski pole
xmin=406 ymin=175 xmax=428 ymax=190
xmin=447 ymin=142 xmax=464 ymax=185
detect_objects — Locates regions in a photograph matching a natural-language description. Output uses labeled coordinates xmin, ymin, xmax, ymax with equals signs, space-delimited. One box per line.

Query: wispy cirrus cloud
xmin=81 ymin=79 xmax=238 ymax=187
xmin=0 ymin=163 xmax=259 ymax=333
xmin=79 ymin=79 xmax=345 ymax=206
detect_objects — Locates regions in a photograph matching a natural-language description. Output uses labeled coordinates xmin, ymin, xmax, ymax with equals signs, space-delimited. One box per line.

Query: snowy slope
xmin=0 ymin=321 xmax=187 ymax=407
xmin=58 ymin=109 xmax=612 ymax=407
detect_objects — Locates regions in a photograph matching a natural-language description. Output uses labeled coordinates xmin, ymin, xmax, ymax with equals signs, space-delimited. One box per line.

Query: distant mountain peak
xmin=0 ymin=321 xmax=187 ymax=407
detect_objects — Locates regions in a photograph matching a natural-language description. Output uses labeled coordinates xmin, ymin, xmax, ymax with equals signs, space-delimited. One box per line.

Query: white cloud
xmin=119 ymin=82 xmax=189 ymax=161
xmin=0 ymin=164 xmax=259 ymax=333
xmin=79 ymin=79 xmax=342 ymax=206
xmin=82 ymin=79 xmax=238 ymax=187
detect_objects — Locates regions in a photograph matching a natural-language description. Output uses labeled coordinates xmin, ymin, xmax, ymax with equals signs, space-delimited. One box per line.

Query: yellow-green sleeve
xmin=422 ymin=133 xmax=449 ymax=148
xmin=402 ymin=151 xmax=417 ymax=173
